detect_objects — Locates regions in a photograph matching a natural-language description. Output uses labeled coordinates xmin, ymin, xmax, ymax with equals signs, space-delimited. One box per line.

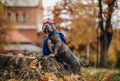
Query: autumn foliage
xmin=0 ymin=1 xmax=13 ymax=50
xmin=53 ymin=0 xmax=120 ymax=68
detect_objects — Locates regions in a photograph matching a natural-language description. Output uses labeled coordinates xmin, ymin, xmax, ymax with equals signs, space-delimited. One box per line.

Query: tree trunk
xmin=98 ymin=0 xmax=115 ymax=67
xmin=99 ymin=34 xmax=109 ymax=67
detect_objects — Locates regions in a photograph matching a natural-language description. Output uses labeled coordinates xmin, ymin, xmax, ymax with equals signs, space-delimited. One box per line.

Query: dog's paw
xmin=49 ymin=54 xmax=55 ymax=57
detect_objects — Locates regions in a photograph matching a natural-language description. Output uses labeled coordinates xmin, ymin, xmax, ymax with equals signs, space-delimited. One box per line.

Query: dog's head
xmin=42 ymin=18 xmax=57 ymax=34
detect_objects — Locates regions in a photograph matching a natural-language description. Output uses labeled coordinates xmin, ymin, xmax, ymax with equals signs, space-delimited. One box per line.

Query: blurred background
xmin=0 ymin=0 xmax=120 ymax=69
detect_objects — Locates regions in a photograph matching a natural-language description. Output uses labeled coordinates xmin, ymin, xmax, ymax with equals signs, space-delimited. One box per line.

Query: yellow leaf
xmin=44 ymin=72 xmax=58 ymax=81
xmin=38 ymin=62 xmax=42 ymax=71
xmin=29 ymin=60 xmax=37 ymax=68
xmin=59 ymin=78 xmax=64 ymax=81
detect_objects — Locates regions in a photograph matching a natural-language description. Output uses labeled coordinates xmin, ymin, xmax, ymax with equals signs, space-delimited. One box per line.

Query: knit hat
xmin=42 ymin=18 xmax=55 ymax=24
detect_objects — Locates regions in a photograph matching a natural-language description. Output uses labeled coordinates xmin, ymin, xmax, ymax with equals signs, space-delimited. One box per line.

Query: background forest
xmin=52 ymin=0 xmax=120 ymax=68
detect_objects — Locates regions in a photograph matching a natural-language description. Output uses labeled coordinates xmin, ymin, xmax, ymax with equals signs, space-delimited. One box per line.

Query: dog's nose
xmin=45 ymin=25 xmax=49 ymax=29
xmin=45 ymin=25 xmax=48 ymax=27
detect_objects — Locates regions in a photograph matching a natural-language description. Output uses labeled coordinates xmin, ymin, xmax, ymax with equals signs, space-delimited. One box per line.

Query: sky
xmin=42 ymin=0 xmax=61 ymax=18
xmin=42 ymin=0 xmax=61 ymax=8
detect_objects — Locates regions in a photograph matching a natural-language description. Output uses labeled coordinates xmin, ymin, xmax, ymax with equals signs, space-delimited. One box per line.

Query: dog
xmin=42 ymin=20 xmax=89 ymax=74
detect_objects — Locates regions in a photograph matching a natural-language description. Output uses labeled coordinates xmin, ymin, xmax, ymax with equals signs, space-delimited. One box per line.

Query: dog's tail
xmin=79 ymin=60 xmax=89 ymax=67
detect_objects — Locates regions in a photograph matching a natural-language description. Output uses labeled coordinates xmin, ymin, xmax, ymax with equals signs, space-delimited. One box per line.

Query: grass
xmin=111 ymin=73 xmax=120 ymax=81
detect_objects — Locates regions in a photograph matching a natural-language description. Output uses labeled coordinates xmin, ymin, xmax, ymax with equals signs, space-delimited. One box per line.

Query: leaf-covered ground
xmin=82 ymin=68 xmax=120 ymax=81
xmin=0 ymin=53 xmax=119 ymax=81
xmin=0 ymin=68 xmax=119 ymax=81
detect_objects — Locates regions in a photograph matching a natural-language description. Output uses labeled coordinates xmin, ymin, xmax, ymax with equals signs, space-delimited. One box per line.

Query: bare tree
xmin=98 ymin=0 xmax=117 ymax=67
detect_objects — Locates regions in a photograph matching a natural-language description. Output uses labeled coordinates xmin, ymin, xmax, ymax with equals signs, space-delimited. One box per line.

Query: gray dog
xmin=42 ymin=21 xmax=89 ymax=74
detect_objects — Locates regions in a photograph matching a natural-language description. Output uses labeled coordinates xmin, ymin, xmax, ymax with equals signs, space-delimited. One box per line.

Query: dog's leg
xmin=71 ymin=61 xmax=80 ymax=74
xmin=47 ymin=39 xmax=54 ymax=53
xmin=52 ymin=34 xmax=63 ymax=55
xmin=79 ymin=66 xmax=81 ymax=75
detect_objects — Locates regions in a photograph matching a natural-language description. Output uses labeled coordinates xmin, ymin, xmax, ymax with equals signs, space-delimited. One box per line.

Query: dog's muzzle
xmin=42 ymin=23 xmax=53 ymax=33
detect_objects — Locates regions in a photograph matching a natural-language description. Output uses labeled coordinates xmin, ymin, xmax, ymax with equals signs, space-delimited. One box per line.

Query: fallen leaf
xmin=41 ymin=77 xmax=49 ymax=81
xmin=7 ymin=78 xmax=17 ymax=81
xmin=59 ymin=78 xmax=64 ymax=81
xmin=29 ymin=59 xmax=38 ymax=68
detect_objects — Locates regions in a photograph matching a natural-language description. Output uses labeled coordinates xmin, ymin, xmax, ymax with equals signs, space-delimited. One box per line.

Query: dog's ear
xmin=51 ymin=24 xmax=57 ymax=32
xmin=42 ymin=23 xmax=45 ymax=32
